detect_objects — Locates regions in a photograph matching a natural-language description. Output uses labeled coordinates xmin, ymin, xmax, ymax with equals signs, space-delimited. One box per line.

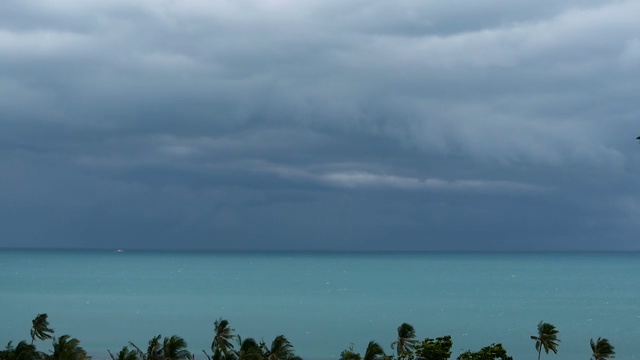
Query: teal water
xmin=1 ymin=251 xmax=639 ymax=360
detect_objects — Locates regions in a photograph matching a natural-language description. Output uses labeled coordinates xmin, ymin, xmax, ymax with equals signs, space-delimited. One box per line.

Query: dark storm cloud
xmin=1 ymin=0 xmax=640 ymax=250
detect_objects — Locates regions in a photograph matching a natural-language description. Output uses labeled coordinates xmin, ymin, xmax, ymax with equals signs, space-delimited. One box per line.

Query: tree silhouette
xmin=49 ymin=335 xmax=89 ymax=360
xmin=590 ymin=338 xmax=615 ymax=360
xmin=391 ymin=323 xmax=417 ymax=360
xmin=530 ymin=321 xmax=560 ymax=360
xmin=30 ymin=314 xmax=54 ymax=345
xmin=211 ymin=319 xmax=236 ymax=360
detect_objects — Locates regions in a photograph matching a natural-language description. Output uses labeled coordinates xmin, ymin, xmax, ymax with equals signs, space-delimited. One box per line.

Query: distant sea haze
xmin=1 ymin=251 xmax=639 ymax=360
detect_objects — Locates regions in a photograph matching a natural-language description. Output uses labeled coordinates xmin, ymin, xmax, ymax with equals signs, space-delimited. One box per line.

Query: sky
xmin=1 ymin=0 xmax=640 ymax=251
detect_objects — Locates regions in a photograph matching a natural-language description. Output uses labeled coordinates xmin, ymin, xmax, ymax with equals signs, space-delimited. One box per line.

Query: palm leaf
xmin=267 ymin=335 xmax=294 ymax=360
xmin=363 ymin=341 xmax=385 ymax=360
xmin=163 ymin=335 xmax=191 ymax=360
xmin=590 ymin=338 xmax=615 ymax=360
xmin=108 ymin=346 xmax=140 ymax=360
xmin=31 ymin=313 xmax=54 ymax=344
xmin=50 ymin=335 xmax=89 ymax=360
xmin=237 ymin=337 xmax=263 ymax=360
xmin=531 ymin=321 xmax=560 ymax=360
xmin=391 ymin=323 xmax=417 ymax=358
xmin=212 ymin=318 xmax=236 ymax=360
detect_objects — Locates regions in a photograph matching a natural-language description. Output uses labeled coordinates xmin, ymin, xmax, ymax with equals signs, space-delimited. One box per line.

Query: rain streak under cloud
xmin=1 ymin=0 xmax=640 ymax=251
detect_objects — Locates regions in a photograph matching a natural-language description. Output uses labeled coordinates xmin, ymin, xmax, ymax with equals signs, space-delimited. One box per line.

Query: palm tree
xmin=236 ymin=337 xmax=262 ymax=360
xmin=530 ymin=321 xmax=560 ymax=360
xmin=48 ymin=335 xmax=89 ymax=360
xmin=391 ymin=323 xmax=417 ymax=359
xmin=261 ymin=335 xmax=295 ymax=360
xmin=1 ymin=340 xmax=43 ymax=360
xmin=340 ymin=341 xmax=385 ymax=360
xmin=162 ymin=335 xmax=191 ymax=360
xmin=30 ymin=314 xmax=54 ymax=345
xmin=108 ymin=346 xmax=140 ymax=360
xmin=146 ymin=334 xmax=163 ymax=360
xmin=130 ymin=334 xmax=162 ymax=360
xmin=339 ymin=344 xmax=361 ymax=360
xmin=210 ymin=319 xmax=236 ymax=360
xmin=363 ymin=341 xmax=385 ymax=360
xmin=129 ymin=335 xmax=191 ymax=360
xmin=590 ymin=338 xmax=615 ymax=360
xmin=457 ymin=343 xmax=512 ymax=360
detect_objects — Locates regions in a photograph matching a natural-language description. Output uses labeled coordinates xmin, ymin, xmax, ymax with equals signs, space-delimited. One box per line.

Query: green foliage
xmin=2 ymin=313 xmax=622 ymax=360
xmin=211 ymin=319 xmax=236 ymax=360
xmin=414 ymin=336 xmax=452 ymax=360
xmin=457 ymin=344 xmax=512 ymax=360
xmin=128 ymin=335 xmax=191 ymax=360
xmin=108 ymin=346 xmax=139 ymax=360
xmin=391 ymin=323 xmax=418 ymax=360
xmin=341 ymin=341 xmax=386 ymax=360
xmin=260 ymin=335 xmax=297 ymax=360
xmin=0 ymin=340 xmax=43 ymax=360
xmin=236 ymin=337 xmax=262 ymax=360
xmin=530 ymin=321 xmax=560 ymax=360
xmin=590 ymin=338 xmax=615 ymax=360
xmin=340 ymin=344 xmax=361 ymax=360
xmin=363 ymin=341 xmax=385 ymax=360
xmin=162 ymin=335 xmax=191 ymax=360
xmin=145 ymin=334 xmax=163 ymax=360
xmin=30 ymin=314 xmax=54 ymax=345
xmin=49 ymin=335 xmax=90 ymax=360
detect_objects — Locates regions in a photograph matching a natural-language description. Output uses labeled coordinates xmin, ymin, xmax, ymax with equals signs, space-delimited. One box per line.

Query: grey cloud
xmin=2 ymin=0 xmax=640 ymax=250
xmin=320 ymin=171 xmax=546 ymax=193
xmin=259 ymin=162 xmax=547 ymax=194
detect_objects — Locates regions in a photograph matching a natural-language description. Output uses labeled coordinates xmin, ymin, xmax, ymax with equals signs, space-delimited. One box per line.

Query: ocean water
xmin=1 ymin=251 xmax=639 ymax=360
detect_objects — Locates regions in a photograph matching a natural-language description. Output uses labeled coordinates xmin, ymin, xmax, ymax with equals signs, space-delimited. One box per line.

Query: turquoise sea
xmin=1 ymin=251 xmax=639 ymax=360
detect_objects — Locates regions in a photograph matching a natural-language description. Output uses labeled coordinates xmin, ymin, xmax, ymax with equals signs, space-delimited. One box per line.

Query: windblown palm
xmin=147 ymin=334 xmax=163 ymax=360
xmin=211 ymin=318 xmax=236 ymax=360
xmin=261 ymin=335 xmax=295 ymax=360
xmin=236 ymin=337 xmax=262 ymax=360
xmin=130 ymin=334 xmax=162 ymax=360
xmin=391 ymin=323 xmax=417 ymax=359
xmin=1 ymin=340 xmax=42 ymax=360
xmin=339 ymin=344 xmax=361 ymax=360
xmin=129 ymin=335 xmax=191 ymax=360
xmin=363 ymin=341 xmax=385 ymax=360
xmin=109 ymin=346 xmax=140 ymax=360
xmin=530 ymin=322 xmax=560 ymax=360
xmin=340 ymin=341 xmax=385 ymax=360
xmin=30 ymin=314 xmax=54 ymax=345
xmin=590 ymin=338 xmax=615 ymax=360
xmin=162 ymin=335 xmax=191 ymax=360
xmin=49 ymin=335 xmax=89 ymax=360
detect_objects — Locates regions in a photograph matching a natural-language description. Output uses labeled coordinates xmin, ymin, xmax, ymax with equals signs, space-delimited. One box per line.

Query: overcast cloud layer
xmin=2 ymin=0 xmax=640 ymax=250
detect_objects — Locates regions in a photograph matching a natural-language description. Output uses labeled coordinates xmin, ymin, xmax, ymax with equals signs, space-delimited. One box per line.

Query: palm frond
xmin=128 ymin=341 xmax=147 ymax=359
xmin=109 ymin=346 xmax=140 ymax=360
xmin=212 ymin=318 xmax=236 ymax=359
xmin=393 ymin=323 xmax=417 ymax=358
xmin=590 ymin=338 xmax=615 ymax=360
xmin=50 ymin=335 xmax=88 ymax=360
xmin=363 ymin=341 xmax=385 ymax=360
xmin=146 ymin=334 xmax=163 ymax=360
xmin=237 ymin=337 xmax=263 ymax=360
xmin=267 ymin=335 xmax=294 ymax=360
xmin=31 ymin=313 xmax=55 ymax=344
xmin=163 ymin=335 xmax=191 ymax=360
xmin=532 ymin=321 xmax=560 ymax=359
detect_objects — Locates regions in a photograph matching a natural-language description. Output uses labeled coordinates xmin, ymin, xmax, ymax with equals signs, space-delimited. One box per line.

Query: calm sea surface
xmin=1 ymin=251 xmax=639 ymax=360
